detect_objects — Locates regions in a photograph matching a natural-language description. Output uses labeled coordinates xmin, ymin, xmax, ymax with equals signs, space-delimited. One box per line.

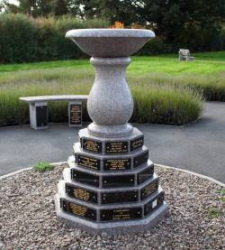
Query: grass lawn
xmin=0 ymin=51 xmax=225 ymax=75
xmin=0 ymin=51 xmax=224 ymax=127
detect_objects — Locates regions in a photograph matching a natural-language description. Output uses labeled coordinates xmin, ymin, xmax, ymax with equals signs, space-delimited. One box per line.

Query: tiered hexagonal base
xmin=55 ymin=127 xmax=169 ymax=234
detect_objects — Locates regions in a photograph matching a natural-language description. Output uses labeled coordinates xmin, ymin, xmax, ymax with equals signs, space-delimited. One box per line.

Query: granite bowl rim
xmin=65 ymin=28 xmax=155 ymax=38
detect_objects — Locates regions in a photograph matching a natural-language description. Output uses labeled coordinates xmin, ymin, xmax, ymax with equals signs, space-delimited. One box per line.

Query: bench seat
xmin=20 ymin=95 xmax=88 ymax=103
xmin=179 ymin=49 xmax=194 ymax=61
xmin=20 ymin=95 xmax=88 ymax=130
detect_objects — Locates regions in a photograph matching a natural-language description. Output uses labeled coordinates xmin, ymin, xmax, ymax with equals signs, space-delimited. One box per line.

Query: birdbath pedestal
xmin=54 ymin=29 xmax=169 ymax=234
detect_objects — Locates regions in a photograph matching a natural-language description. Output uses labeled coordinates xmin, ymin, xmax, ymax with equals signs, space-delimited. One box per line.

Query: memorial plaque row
xmin=61 ymin=199 xmax=142 ymax=222
xmin=66 ymin=180 xmax=157 ymax=204
xmin=71 ymin=169 xmax=136 ymax=188
xmin=71 ymin=168 xmax=156 ymax=188
xmin=61 ymin=193 xmax=164 ymax=222
xmin=75 ymin=151 xmax=149 ymax=171
xmin=66 ymin=183 xmax=141 ymax=204
xmin=80 ymin=136 xmax=144 ymax=154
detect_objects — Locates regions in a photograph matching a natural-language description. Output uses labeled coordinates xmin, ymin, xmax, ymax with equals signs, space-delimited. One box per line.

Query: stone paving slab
xmin=0 ymin=102 xmax=224 ymax=183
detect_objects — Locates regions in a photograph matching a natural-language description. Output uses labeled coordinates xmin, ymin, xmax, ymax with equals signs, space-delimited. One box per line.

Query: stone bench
xmin=20 ymin=95 xmax=88 ymax=129
xmin=179 ymin=49 xmax=194 ymax=61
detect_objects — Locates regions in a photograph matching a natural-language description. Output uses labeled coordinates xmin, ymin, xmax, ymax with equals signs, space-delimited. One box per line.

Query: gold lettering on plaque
xmin=79 ymin=156 xmax=99 ymax=170
xmin=106 ymin=142 xmax=128 ymax=153
xmin=73 ymin=188 xmax=90 ymax=201
xmin=113 ymin=209 xmax=131 ymax=220
xmin=84 ymin=140 xmax=100 ymax=152
xmin=70 ymin=203 xmax=87 ymax=216
xmin=143 ymin=182 xmax=157 ymax=197
xmin=70 ymin=104 xmax=81 ymax=124
xmin=132 ymin=138 xmax=143 ymax=149
xmin=106 ymin=159 xmax=130 ymax=170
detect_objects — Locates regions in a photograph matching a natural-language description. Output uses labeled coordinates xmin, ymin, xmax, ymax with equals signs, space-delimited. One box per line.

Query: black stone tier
xmin=56 ymin=127 xmax=167 ymax=226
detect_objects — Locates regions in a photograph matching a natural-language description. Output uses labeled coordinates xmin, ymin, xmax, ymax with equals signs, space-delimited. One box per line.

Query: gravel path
xmin=0 ymin=164 xmax=224 ymax=250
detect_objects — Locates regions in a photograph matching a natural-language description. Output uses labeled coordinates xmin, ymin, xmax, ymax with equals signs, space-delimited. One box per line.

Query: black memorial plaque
xmin=101 ymin=190 xmax=138 ymax=204
xmin=105 ymin=141 xmax=128 ymax=154
xmin=69 ymin=103 xmax=82 ymax=126
xmin=82 ymin=138 xmax=102 ymax=153
xmin=80 ymin=138 xmax=83 ymax=148
xmin=103 ymin=158 xmax=131 ymax=171
xmin=61 ymin=199 xmax=97 ymax=221
xmin=138 ymin=165 xmax=154 ymax=184
xmin=133 ymin=151 xmax=149 ymax=168
xmin=100 ymin=207 xmax=142 ymax=222
xmin=36 ymin=106 xmax=48 ymax=127
xmin=141 ymin=179 xmax=159 ymax=200
xmin=130 ymin=136 xmax=144 ymax=151
xmin=65 ymin=183 xmax=97 ymax=204
xmin=102 ymin=174 xmax=135 ymax=188
xmin=71 ymin=169 xmax=99 ymax=187
xmin=77 ymin=155 xmax=100 ymax=170
xmin=144 ymin=192 xmax=164 ymax=216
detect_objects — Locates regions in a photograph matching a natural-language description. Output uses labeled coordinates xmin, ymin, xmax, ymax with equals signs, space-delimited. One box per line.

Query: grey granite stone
xmin=79 ymin=126 xmax=143 ymax=141
xmin=55 ymin=194 xmax=169 ymax=235
xmin=65 ymin=29 xmax=155 ymax=58
xmin=54 ymin=28 xmax=168 ymax=234
xmin=62 ymin=166 xmax=158 ymax=194
xmin=87 ymin=57 xmax=134 ymax=138
xmin=58 ymin=184 xmax=163 ymax=210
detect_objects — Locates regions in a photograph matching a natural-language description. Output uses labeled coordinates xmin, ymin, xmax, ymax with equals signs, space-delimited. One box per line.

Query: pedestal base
xmin=55 ymin=194 xmax=169 ymax=234
xmin=55 ymin=126 xmax=169 ymax=234
xmin=88 ymin=123 xmax=133 ymax=138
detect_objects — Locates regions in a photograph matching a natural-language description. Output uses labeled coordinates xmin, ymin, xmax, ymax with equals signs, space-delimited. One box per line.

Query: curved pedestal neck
xmin=87 ymin=57 xmax=134 ymax=138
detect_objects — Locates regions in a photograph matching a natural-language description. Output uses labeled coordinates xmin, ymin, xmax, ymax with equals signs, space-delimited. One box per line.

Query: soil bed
xmin=0 ymin=164 xmax=224 ymax=250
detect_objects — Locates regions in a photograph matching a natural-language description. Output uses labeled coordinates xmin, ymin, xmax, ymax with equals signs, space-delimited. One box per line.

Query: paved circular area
xmin=0 ymin=102 xmax=224 ymax=183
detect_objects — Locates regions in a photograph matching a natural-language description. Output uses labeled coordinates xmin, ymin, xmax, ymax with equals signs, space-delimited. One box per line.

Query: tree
xmin=54 ymin=0 xmax=68 ymax=16
xmin=138 ymin=0 xmax=225 ymax=50
xmin=1 ymin=0 xmax=62 ymax=17
xmin=78 ymin=0 xmax=225 ymax=50
xmin=74 ymin=0 xmax=140 ymax=23
xmin=1 ymin=0 xmax=225 ymax=51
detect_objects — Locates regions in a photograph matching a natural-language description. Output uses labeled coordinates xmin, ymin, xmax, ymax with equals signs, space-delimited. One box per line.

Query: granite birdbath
xmin=55 ymin=29 xmax=169 ymax=234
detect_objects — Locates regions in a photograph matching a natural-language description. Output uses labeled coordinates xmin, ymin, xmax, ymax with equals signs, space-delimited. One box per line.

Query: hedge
xmin=0 ymin=14 xmax=109 ymax=63
xmin=0 ymin=66 xmax=203 ymax=127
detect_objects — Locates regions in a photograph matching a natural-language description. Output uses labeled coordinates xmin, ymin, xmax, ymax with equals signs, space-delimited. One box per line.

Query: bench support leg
xmin=29 ymin=102 xmax=48 ymax=129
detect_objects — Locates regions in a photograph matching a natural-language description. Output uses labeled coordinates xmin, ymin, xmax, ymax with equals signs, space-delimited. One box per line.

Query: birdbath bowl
xmin=55 ymin=28 xmax=169 ymax=234
xmin=66 ymin=29 xmax=155 ymax=58
xmin=66 ymin=29 xmax=155 ymax=137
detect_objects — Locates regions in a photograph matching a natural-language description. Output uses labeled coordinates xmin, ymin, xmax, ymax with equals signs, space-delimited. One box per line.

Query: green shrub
xmin=131 ymin=84 xmax=203 ymax=125
xmin=0 ymin=67 xmax=203 ymax=126
xmin=0 ymin=14 xmax=37 ymax=63
xmin=33 ymin=162 xmax=54 ymax=172
xmin=130 ymin=72 xmax=225 ymax=102
xmin=0 ymin=14 xmax=109 ymax=63
xmin=138 ymin=37 xmax=173 ymax=56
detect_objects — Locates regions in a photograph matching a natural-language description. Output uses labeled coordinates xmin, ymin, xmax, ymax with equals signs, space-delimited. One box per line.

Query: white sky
xmin=0 ymin=0 xmax=19 ymax=5
xmin=9 ymin=0 xmax=18 ymax=4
